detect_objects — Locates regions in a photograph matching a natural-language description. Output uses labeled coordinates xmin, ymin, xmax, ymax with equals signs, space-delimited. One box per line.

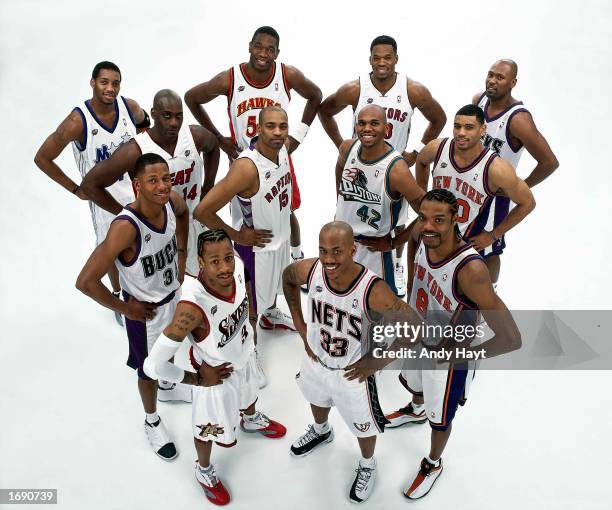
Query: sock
xmin=411 ymin=401 xmax=424 ymax=412
xmin=145 ymin=412 xmax=159 ymax=425
xmin=426 ymin=455 xmax=441 ymax=467
xmin=112 ymin=290 xmax=121 ymax=297
xmin=242 ymin=411 xmax=259 ymax=422
xmin=359 ymin=456 xmax=376 ymax=469
xmin=313 ymin=421 xmax=329 ymax=435
xmin=198 ymin=462 xmax=213 ymax=472
xmin=291 ymin=245 xmax=302 ymax=259
xmin=158 ymin=380 xmax=173 ymax=390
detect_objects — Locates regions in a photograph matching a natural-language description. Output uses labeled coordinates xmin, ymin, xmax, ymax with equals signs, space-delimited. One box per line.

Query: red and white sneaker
xmin=195 ymin=462 xmax=230 ymax=506
xmin=385 ymin=403 xmax=427 ymax=428
xmin=240 ymin=411 xmax=287 ymax=438
xmin=259 ymin=307 xmax=296 ymax=332
xmin=403 ymin=457 xmax=443 ymax=500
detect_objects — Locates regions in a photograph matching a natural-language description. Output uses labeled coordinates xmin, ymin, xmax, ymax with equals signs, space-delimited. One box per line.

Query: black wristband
xmin=72 ymin=184 xmax=80 ymax=194
xmin=135 ymin=111 xmax=150 ymax=129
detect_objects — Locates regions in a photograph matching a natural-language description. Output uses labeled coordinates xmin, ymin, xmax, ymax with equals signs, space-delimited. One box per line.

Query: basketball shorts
xmin=191 ymin=348 xmax=258 ymax=447
xmin=473 ymin=195 xmax=509 ymax=258
xmin=234 ymin=240 xmax=289 ymax=313
xmin=354 ymin=241 xmax=398 ymax=295
xmin=399 ymin=360 xmax=476 ymax=431
xmin=89 ymin=192 xmax=134 ymax=245
xmin=123 ymin=289 xmax=181 ymax=380
xmin=296 ymin=355 xmax=389 ymax=437
xmin=288 ymin=155 xmax=301 ymax=210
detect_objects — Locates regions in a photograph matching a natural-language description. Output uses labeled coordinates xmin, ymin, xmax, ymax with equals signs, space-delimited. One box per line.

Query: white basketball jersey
xmin=72 ymin=96 xmax=136 ymax=201
xmin=336 ymin=140 xmax=403 ymax=237
xmin=431 ymin=138 xmax=497 ymax=238
xmin=235 ymin=145 xmax=291 ymax=251
xmin=181 ymin=256 xmax=254 ymax=369
xmin=410 ymin=241 xmax=481 ymax=343
xmin=354 ymin=73 xmax=413 ymax=152
xmin=114 ymin=202 xmax=180 ymax=302
xmin=228 ymin=62 xmax=291 ymax=151
xmin=306 ymin=260 xmax=379 ymax=369
xmin=477 ymin=94 xmax=529 ymax=169
xmin=134 ymin=124 xmax=203 ymax=214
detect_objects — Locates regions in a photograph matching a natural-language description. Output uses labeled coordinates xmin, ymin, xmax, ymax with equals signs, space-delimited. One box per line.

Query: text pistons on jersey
xmin=432 ymin=176 xmax=486 ymax=205
xmin=383 ymin=107 xmax=409 ymax=122
xmin=236 ymin=97 xmax=280 ymax=117
xmin=140 ymin=235 xmax=178 ymax=278
xmin=311 ymin=298 xmax=362 ymax=340
xmin=264 ymin=171 xmax=291 ymax=203
xmin=217 ymin=296 xmax=249 ymax=348
xmin=340 ymin=168 xmax=381 ymax=205
xmin=414 ymin=261 xmax=453 ymax=312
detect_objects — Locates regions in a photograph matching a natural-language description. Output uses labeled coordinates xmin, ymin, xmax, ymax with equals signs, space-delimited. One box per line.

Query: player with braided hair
xmin=142 ymin=228 xmax=286 ymax=506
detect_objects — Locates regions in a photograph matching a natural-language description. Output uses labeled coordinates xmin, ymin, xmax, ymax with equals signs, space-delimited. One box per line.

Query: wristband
xmin=291 ymin=122 xmax=310 ymax=144
xmin=489 ymin=231 xmax=499 ymax=242
xmin=72 ymin=184 xmax=80 ymax=194
xmin=409 ymin=141 xmax=425 ymax=154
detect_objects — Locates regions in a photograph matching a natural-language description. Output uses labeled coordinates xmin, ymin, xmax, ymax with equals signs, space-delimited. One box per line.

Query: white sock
xmin=242 ymin=411 xmax=258 ymax=422
xmin=411 ymin=401 xmax=424 ymax=412
xmin=313 ymin=421 xmax=329 ymax=435
xmin=158 ymin=380 xmax=173 ymax=390
xmin=198 ymin=462 xmax=213 ymax=472
xmin=360 ymin=456 xmax=376 ymax=469
xmin=426 ymin=455 xmax=441 ymax=467
xmin=291 ymin=245 xmax=302 ymax=259
xmin=145 ymin=412 xmax=159 ymax=425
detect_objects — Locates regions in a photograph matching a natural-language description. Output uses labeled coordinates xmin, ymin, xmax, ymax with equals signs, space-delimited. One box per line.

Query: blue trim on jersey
xmin=390 ymin=199 xmax=402 ymax=230
xmin=121 ymin=96 xmax=137 ymax=128
xmin=85 ymin=99 xmax=119 ymax=133
xmin=429 ymin=363 xmax=469 ymax=432
xmin=73 ymin=107 xmax=87 ymax=152
xmin=382 ymin=251 xmax=398 ymax=295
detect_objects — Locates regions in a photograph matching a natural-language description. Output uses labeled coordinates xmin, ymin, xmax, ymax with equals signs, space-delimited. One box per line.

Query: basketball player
xmin=34 ymin=61 xmax=148 ymax=325
xmin=184 ymin=25 xmax=322 ymax=265
xmin=76 ymin=153 xmax=190 ymax=460
xmin=471 ymin=59 xmax=559 ymax=282
xmin=142 ymin=229 xmax=286 ymax=506
xmin=282 ymin=221 xmax=423 ymax=504
xmin=81 ymin=89 xmax=220 ymax=276
xmin=380 ymin=189 xmax=521 ymax=499
xmin=335 ymin=104 xmax=425 ymax=295
xmin=414 ymin=104 xmax=536 ymax=276
xmin=318 ymin=35 xmax=446 ymax=296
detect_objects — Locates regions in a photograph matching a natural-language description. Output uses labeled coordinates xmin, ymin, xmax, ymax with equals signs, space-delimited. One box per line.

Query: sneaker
xmin=290 ymin=424 xmax=334 ymax=457
xmin=144 ymin=417 xmax=177 ymax=461
xmin=195 ymin=462 xmax=230 ymax=506
xmin=157 ymin=381 xmax=192 ymax=403
xmin=254 ymin=348 xmax=267 ymax=389
xmin=349 ymin=459 xmax=377 ymax=503
xmin=240 ymin=411 xmax=286 ymax=438
xmin=259 ymin=307 xmax=296 ymax=332
xmin=403 ymin=457 xmax=444 ymax=500
xmin=385 ymin=403 xmax=427 ymax=428
xmin=112 ymin=291 xmax=124 ymax=327
xmin=394 ymin=262 xmax=407 ymax=298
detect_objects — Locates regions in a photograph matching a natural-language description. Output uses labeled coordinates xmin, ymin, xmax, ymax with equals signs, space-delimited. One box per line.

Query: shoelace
xmin=400 ymin=403 xmax=423 ymax=416
xmin=199 ymin=466 xmax=219 ymax=487
xmin=295 ymin=425 xmax=320 ymax=447
xmin=244 ymin=411 xmax=269 ymax=427
xmin=354 ymin=466 xmax=374 ymax=492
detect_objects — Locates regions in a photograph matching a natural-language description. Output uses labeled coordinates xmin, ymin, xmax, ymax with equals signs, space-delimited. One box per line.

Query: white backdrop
xmin=1 ymin=1 xmax=611 ymax=509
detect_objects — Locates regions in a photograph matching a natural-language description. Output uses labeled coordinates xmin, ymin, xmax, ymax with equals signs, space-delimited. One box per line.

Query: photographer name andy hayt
xmin=372 ymin=345 xmax=487 ymax=362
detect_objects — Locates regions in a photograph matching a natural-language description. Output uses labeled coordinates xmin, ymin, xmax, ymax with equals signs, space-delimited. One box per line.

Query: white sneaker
xmin=384 ymin=403 xmax=427 ymax=428
xmin=259 ymin=307 xmax=296 ymax=332
xmin=394 ymin=262 xmax=407 ymax=298
xmin=290 ymin=424 xmax=334 ymax=457
xmin=195 ymin=462 xmax=230 ymax=505
xmin=157 ymin=381 xmax=193 ymax=403
xmin=254 ymin=348 xmax=267 ymax=389
xmin=403 ymin=457 xmax=443 ymax=500
xmin=349 ymin=458 xmax=377 ymax=503
xmin=144 ymin=417 xmax=177 ymax=461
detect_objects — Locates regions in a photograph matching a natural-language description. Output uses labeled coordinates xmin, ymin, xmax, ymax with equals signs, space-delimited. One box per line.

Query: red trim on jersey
xmin=227 ymin=67 xmax=235 ymax=104
xmin=289 ymin=154 xmax=301 ymax=210
xmin=449 ymin=140 xmax=489 ymax=173
xmin=306 ymin=260 xmax=320 ymax=290
xmin=462 ymin=194 xmax=494 ymax=238
xmin=239 ymin=62 xmax=276 ymax=89
xmin=482 ymin=153 xmax=498 ymax=196
xmin=200 ymin=273 xmax=237 ymax=304
xmin=433 ymin=138 xmax=448 ymax=168
xmin=227 ymin=68 xmax=238 ymax=145
xmin=439 ymin=364 xmax=455 ymax=427
xmin=281 ymin=63 xmax=291 ymax=100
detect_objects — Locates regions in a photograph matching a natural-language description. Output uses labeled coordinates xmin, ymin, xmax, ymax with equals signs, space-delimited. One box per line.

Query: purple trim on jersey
xmin=73 ymin=107 xmax=87 ymax=152
xmin=85 ymin=98 xmax=120 ymax=133
xmin=113 ymin=215 xmax=141 ymax=267
xmin=237 ymin=196 xmax=253 ymax=227
xmin=433 ymin=138 xmax=448 ymax=168
xmin=483 ymin=99 xmax=524 ymax=123
xmin=505 ymin=108 xmax=530 ymax=153
xmin=124 ymin=204 xmax=168 ymax=234
xmin=482 ymin=153 xmax=498 ymax=196
xmin=234 ymin=243 xmax=257 ymax=313
xmin=425 ymin=242 xmax=474 ymax=269
xmin=451 ymin=254 xmax=482 ymax=309
xmin=122 ymin=291 xmax=151 ymax=380
xmin=463 ymin=194 xmax=494 ymax=238
xmin=120 ymin=96 xmax=137 ymax=127
xmin=476 ymin=92 xmax=487 ymax=106
xmin=449 ymin=140 xmax=489 ymax=173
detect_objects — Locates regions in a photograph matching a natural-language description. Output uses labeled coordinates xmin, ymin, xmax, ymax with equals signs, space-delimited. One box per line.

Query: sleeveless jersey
xmin=134 ymin=124 xmax=203 ymax=214
xmin=410 ymin=241 xmax=481 ymax=345
xmin=477 ymin=94 xmax=529 ymax=170
xmin=72 ymin=96 xmax=136 ymax=201
xmin=354 ymin=73 xmax=413 ymax=152
xmin=306 ymin=260 xmax=379 ymax=369
xmin=335 ymin=140 xmax=403 ymax=237
xmin=431 ymin=138 xmax=498 ymax=238
xmin=114 ymin=202 xmax=180 ymax=302
xmin=235 ymin=145 xmax=291 ymax=251
xmin=228 ymin=62 xmax=291 ymax=151
xmin=181 ymin=256 xmax=254 ymax=369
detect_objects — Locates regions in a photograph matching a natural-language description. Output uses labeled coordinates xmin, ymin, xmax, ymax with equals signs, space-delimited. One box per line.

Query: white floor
xmin=2 ymin=1 xmax=612 ymax=509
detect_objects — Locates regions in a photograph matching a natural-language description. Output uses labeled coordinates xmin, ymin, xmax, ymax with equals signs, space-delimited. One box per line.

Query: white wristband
xmin=291 ymin=122 xmax=310 ymax=144
xmin=409 ymin=141 xmax=425 ymax=153
xmin=143 ymin=333 xmax=184 ymax=383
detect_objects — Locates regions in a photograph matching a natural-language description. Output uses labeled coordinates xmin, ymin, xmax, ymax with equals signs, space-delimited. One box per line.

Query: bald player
xmin=81 ymin=89 xmax=220 ymax=278
xmin=471 ymin=59 xmax=558 ymax=281
xmin=335 ymin=104 xmax=425 ymax=295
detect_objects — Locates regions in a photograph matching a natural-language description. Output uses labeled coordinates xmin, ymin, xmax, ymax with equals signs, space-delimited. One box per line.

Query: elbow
xmin=509 ymin=330 xmax=522 ymax=352
xmin=549 ymin=155 xmax=560 ymax=173
xmin=75 ymin=273 xmax=90 ymax=295
xmin=80 ymin=176 xmax=95 ymax=196
xmin=184 ymin=89 xmax=195 ymax=108
xmin=33 ymin=151 xmax=43 ymax=169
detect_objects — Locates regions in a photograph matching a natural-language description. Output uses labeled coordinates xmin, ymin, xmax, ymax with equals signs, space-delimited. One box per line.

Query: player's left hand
xmin=402 ymin=151 xmax=418 ymax=167
xmin=344 ymin=358 xmax=376 ymax=383
xmin=357 ymin=234 xmax=393 ymax=252
xmin=468 ymin=231 xmax=495 ymax=252
xmin=285 ymin=136 xmax=300 ymax=154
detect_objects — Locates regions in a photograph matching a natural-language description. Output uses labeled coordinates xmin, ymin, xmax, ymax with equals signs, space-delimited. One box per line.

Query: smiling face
xmin=133 ymin=162 xmax=172 ymax=206
xmin=248 ymin=33 xmax=279 ymax=73
xmin=418 ymin=199 xmax=458 ymax=249
xmin=318 ymin=226 xmax=356 ymax=283
xmin=90 ymin=69 xmax=121 ymax=105
xmin=198 ymin=239 xmax=236 ymax=291
xmin=356 ymin=105 xmax=387 ymax=148
xmin=453 ymin=114 xmax=486 ymax=151
xmin=369 ymin=44 xmax=398 ymax=81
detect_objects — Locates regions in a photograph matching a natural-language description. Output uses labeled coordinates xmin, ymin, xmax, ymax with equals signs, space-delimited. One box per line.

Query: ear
xmin=197 ymin=255 xmax=205 ymax=269
xmin=511 ymin=77 xmax=517 ymax=89
xmin=90 ymin=78 xmax=95 ymax=89
xmin=350 ymin=241 xmax=356 ymax=258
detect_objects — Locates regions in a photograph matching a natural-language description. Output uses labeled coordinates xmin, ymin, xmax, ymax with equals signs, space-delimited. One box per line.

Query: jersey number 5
xmin=246 ymin=115 xmax=257 ymax=138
